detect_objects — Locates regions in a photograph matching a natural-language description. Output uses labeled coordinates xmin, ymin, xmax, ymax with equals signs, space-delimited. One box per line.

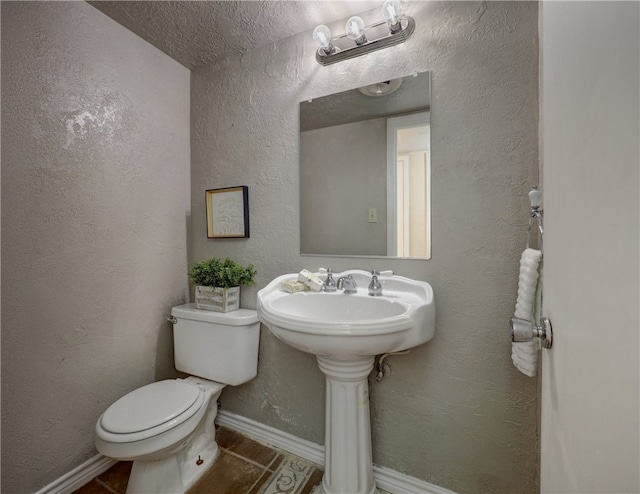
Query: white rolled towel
xmin=511 ymin=248 xmax=542 ymax=377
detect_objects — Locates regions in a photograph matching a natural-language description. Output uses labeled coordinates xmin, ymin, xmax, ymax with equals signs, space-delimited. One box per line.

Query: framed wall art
xmin=205 ymin=186 xmax=250 ymax=238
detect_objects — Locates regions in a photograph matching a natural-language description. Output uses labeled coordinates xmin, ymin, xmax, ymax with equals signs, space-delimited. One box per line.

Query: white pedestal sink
xmin=257 ymin=270 xmax=436 ymax=494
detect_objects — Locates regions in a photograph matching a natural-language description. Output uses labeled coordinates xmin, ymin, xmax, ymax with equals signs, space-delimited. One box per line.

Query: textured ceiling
xmin=89 ymin=1 xmax=381 ymax=70
xmin=301 ymin=70 xmax=431 ymax=131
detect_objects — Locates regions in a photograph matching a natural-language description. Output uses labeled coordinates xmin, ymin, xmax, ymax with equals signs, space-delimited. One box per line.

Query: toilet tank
xmin=170 ymin=303 xmax=260 ymax=386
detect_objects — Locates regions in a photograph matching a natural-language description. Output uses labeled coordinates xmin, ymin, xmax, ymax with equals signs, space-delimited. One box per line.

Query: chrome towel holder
xmin=511 ymin=185 xmax=553 ymax=350
xmin=527 ymin=186 xmax=543 ymax=249
xmin=511 ymin=316 xmax=553 ymax=349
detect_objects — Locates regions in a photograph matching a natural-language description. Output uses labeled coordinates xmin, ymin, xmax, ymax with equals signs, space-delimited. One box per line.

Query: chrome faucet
xmin=324 ymin=269 xmax=337 ymax=292
xmin=368 ymin=270 xmax=383 ymax=296
xmin=337 ymin=274 xmax=357 ymax=294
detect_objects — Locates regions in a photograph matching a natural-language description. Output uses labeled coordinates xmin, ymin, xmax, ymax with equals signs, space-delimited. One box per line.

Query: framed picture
xmin=205 ymin=186 xmax=250 ymax=238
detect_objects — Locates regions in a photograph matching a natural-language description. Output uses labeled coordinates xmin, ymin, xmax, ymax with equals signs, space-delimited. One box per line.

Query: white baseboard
xmin=35 ymin=411 xmax=455 ymax=494
xmin=33 ymin=454 xmax=117 ymax=494
xmin=216 ymin=409 xmax=457 ymax=494
xmin=217 ymin=408 xmax=325 ymax=465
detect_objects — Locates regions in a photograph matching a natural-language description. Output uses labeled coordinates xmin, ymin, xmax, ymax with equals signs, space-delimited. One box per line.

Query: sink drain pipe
xmin=375 ymin=351 xmax=410 ymax=382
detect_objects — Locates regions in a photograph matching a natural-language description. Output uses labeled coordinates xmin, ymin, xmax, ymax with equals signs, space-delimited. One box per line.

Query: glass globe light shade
xmin=382 ymin=0 xmax=403 ymax=32
xmin=382 ymin=0 xmax=402 ymax=24
xmin=345 ymin=16 xmax=367 ymax=44
xmin=312 ymin=24 xmax=335 ymax=55
xmin=312 ymin=25 xmax=332 ymax=49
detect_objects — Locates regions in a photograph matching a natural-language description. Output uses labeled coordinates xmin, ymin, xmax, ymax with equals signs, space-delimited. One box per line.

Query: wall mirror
xmin=300 ymin=71 xmax=431 ymax=259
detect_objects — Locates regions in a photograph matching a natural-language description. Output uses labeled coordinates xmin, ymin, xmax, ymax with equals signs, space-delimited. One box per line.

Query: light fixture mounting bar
xmin=316 ymin=16 xmax=415 ymax=66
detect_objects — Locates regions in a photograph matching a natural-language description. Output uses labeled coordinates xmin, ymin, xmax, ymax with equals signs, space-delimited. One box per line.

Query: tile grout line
xmin=243 ymin=451 xmax=288 ymax=494
xmin=219 ymin=445 xmax=277 ymax=472
xmin=219 ymin=446 xmax=274 ymax=494
xmin=265 ymin=450 xmax=283 ymax=471
xmin=244 ymin=469 xmax=270 ymax=494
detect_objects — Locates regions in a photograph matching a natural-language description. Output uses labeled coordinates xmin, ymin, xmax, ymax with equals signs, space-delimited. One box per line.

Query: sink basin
xmin=257 ymin=269 xmax=436 ymax=358
xmin=257 ymin=270 xmax=436 ymax=494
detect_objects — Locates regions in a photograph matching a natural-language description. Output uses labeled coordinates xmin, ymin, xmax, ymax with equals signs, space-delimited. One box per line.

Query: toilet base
xmin=124 ymin=379 xmax=224 ymax=494
xmin=126 ymin=441 xmax=220 ymax=494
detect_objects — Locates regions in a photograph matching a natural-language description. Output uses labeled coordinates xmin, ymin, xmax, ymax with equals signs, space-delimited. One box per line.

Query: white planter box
xmin=195 ymin=286 xmax=240 ymax=312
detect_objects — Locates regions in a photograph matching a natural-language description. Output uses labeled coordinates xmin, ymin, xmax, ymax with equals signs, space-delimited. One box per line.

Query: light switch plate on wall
xmin=368 ymin=208 xmax=377 ymax=223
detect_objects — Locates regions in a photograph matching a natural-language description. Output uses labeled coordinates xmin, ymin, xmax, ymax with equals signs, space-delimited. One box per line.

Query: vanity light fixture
xmin=312 ymin=0 xmax=415 ymax=66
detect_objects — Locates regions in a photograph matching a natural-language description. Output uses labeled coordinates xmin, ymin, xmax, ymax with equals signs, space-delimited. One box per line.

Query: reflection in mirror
xmin=300 ymin=71 xmax=431 ymax=259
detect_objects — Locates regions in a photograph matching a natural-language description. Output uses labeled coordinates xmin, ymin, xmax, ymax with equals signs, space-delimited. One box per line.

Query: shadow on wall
xmin=155 ymin=317 xmax=177 ymax=381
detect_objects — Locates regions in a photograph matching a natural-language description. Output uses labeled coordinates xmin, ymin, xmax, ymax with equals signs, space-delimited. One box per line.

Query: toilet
xmin=95 ymin=303 xmax=260 ymax=494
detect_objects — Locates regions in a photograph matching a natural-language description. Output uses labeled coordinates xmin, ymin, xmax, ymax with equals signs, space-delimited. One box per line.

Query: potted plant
xmin=188 ymin=257 xmax=257 ymax=312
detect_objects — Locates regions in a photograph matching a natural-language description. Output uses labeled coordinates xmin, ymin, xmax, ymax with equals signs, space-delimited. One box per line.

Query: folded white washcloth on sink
xmin=511 ymin=248 xmax=542 ymax=377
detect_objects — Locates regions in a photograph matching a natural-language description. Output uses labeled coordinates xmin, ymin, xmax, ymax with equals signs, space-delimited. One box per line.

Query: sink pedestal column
xmin=316 ymin=355 xmax=378 ymax=494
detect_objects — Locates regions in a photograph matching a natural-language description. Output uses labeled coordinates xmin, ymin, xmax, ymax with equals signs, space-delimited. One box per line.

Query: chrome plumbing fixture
xmin=368 ymin=270 xmax=383 ymax=296
xmin=510 ymin=316 xmax=553 ymax=349
xmin=336 ymin=274 xmax=358 ymax=294
xmin=375 ymin=351 xmax=410 ymax=382
xmin=324 ymin=268 xmax=337 ymax=292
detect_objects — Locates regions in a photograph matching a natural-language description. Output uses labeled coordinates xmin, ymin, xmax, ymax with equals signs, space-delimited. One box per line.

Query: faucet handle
xmin=323 ymin=268 xmax=337 ymax=292
xmin=317 ymin=267 xmax=332 ymax=279
xmin=368 ymin=270 xmax=383 ymax=296
xmin=318 ymin=267 xmax=334 ymax=279
xmin=370 ymin=269 xmax=393 ymax=277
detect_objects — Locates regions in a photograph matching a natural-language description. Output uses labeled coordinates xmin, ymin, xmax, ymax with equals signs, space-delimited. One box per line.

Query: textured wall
xmin=191 ymin=2 xmax=539 ymax=493
xmin=1 ymin=2 xmax=191 ymax=492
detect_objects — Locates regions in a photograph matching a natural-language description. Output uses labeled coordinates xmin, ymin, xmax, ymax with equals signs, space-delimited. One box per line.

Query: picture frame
xmin=205 ymin=186 xmax=250 ymax=238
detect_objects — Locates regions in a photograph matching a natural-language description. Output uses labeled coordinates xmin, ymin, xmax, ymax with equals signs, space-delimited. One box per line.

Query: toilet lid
xmin=100 ymin=380 xmax=202 ymax=434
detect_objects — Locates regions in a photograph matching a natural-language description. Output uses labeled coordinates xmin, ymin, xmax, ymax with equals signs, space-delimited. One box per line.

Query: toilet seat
xmin=97 ymin=380 xmax=205 ymax=443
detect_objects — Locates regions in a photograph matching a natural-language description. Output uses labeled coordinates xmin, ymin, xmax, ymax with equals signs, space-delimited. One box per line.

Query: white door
xmin=540 ymin=2 xmax=639 ymax=492
xmin=386 ymin=112 xmax=431 ymax=258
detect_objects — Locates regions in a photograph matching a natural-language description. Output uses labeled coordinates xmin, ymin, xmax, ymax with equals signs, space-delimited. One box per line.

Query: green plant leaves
xmin=188 ymin=257 xmax=257 ymax=288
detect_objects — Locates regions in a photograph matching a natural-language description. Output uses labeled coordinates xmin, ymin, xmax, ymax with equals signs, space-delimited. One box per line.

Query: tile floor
xmin=73 ymin=426 xmax=325 ymax=494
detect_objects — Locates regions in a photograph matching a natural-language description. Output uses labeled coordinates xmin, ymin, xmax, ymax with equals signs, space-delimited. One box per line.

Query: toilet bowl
xmin=95 ymin=304 xmax=260 ymax=494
